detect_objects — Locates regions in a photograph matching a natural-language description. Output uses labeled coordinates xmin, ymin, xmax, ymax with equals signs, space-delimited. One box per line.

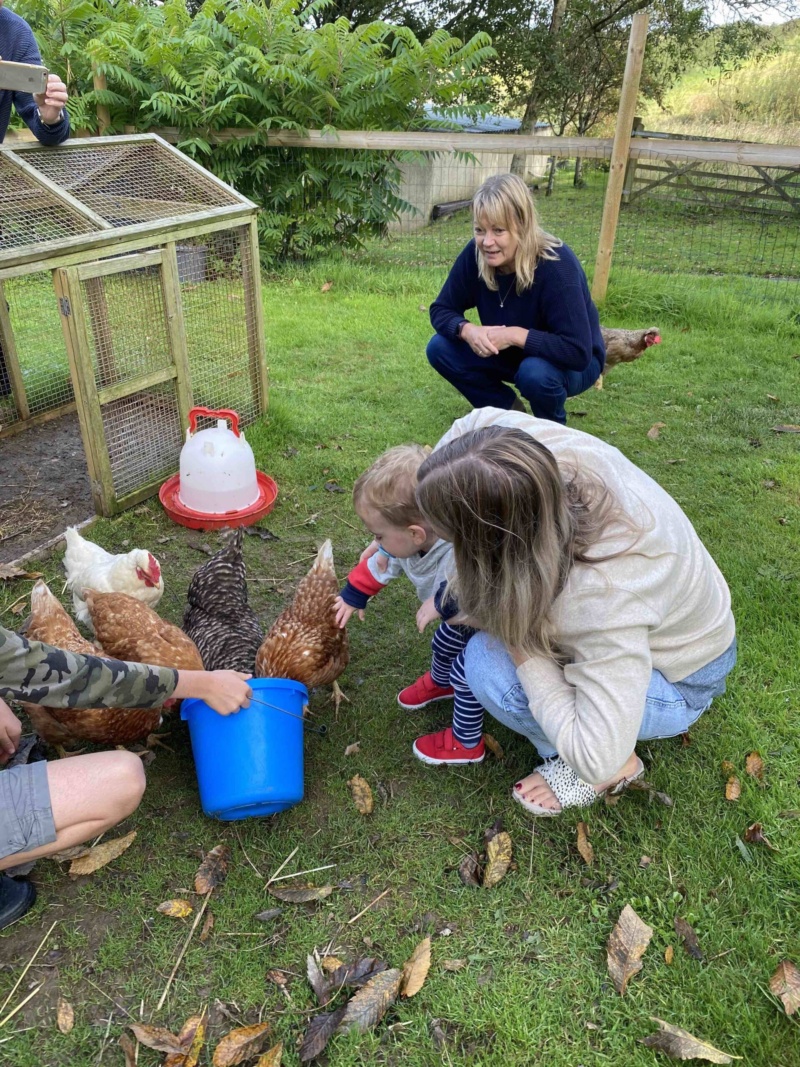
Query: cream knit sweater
xmin=435 ymin=409 xmax=735 ymax=784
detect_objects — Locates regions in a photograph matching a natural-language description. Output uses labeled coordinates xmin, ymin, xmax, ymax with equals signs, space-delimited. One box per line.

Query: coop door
xmin=54 ymin=246 xmax=192 ymax=517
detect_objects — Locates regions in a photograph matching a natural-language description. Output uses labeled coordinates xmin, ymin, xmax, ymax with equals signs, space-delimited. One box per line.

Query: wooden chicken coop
xmin=0 ymin=133 xmax=268 ymax=516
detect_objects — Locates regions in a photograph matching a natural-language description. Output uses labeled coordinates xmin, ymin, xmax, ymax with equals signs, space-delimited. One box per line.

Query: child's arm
xmin=0 ymin=698 xmax=22 ymax=763
xmin=416 ymin=595 xmax=441 ymax=633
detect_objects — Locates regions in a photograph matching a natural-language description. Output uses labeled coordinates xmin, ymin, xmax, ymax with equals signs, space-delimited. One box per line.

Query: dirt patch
xmin=0 ymin=414 xmax=94 ymax=565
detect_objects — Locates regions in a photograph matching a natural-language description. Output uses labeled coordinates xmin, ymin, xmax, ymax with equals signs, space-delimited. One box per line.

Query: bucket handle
xmin=188 ymin=406 xmax=241 ymax=437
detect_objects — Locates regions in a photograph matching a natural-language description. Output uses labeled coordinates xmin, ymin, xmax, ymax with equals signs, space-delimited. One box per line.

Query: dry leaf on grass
xmin=641 ymin=1018 xmax=739 ymax=1062
xmin=442 ymin=959 xmax=467 ymax=972
xmin=321 ymin=281 xmax=333 ymax=292
xmin=576 ymin=822 xmax=594 ymax=866
xmin=721 ymin=760 xmax=735 ymax=776
xmin=458 ymin=852 xmax=482 ymax=887
xmin=56 ymin=997 xmax=74 ymax=1034
xmin=344 ymin=743 xmax=360 ymax=756
xmin=327 ymin=957 xmax=390 ymax=990
xmin=255 ymin=1043 xmax=283 ymax=1067
xmin=337 ymin=968 xmax=403 ymax=1035
xmin=0 ymin=564 xmax=26 ymax=580
xmin=744 ymin=822 xmax=777 ymax=850
xmin=647 ymin=422 xmax=667 ymax=440
xmin=620 ymin=778 xmax=674 ymax=807
xmin=725 ymin=777 xmax=741 ymax=801
xmin=200 ymin=910 xmax=215 ymax=942
xmin=299 ymin=1008 xmax=346 ymax=1062
xmin=482 ymin=831 xmax=512 ymax=888
xmin=212 ymin=1022 xmax=271 ymax=1066
xmin=483 ymin=733 xmax=504 ymax=760
xmin=674 ymin=917 xmax=704 ymax=961
xmin=745 ymin=751 xmax=764 ymax=783
xmin=267 ymin=970 xmax=288 ymax=987
xmin=347 ymin=775 xmax=374 ymax=814
xmin=268 ymin=885 xmax=334 ymax=904
xmin=307 ymin=954 xmax=331 ymax=1007
xmin=164 ymin=1013 xmax=207 ymax=1067
xmin=119 ymin=1033 xmax=137 ymax=1067
xmin=606 ymin=904 xmax=653 ymax=994
xmin=772 ymin=424 xmax=800 ymax=433
xmin=157 ymin=899 xmax=194 ymax=919
xmin=255 ymin=908 xmax=283 ymax=922
xmin=322 ymin=955 xmax=344 ymax=973
xmin=195 ymin=844 xmax=230 ymax=894
xmin=665 ymin=945 xmax=674 ymax=965
xmin=769 ymin=959 xmax=800 ymax=1016
xmin=129 ymin=1024 xmax=186 ymax=1055
xmin=401 ymin=937 xmax=431 ymax=998
xmin=50 ymin=845 xmax=91 ymax=863
xmin=69 ymin=830 xmax=136 ymax=876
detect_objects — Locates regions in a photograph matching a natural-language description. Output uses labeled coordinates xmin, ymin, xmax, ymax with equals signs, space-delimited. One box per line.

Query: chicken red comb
xmin=647 ymin=333 xmax=661 ymax=346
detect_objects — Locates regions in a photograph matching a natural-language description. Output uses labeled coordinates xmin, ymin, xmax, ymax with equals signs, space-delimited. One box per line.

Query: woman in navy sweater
xmin=427 ymin=173 xmax=604 ymax=423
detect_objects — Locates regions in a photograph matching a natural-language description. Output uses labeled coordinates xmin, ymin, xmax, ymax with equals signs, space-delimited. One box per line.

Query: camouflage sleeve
xmin=0 ymin=626 xmax=178 ymax=709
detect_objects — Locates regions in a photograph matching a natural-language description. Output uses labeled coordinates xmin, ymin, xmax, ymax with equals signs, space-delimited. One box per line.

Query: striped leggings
xmin=430 ymin=622 xmax=485 ymax=748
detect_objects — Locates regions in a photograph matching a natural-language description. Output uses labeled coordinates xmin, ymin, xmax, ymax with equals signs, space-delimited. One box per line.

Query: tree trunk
xmin=511 ymin=0 xmax=569 ymax=176
xmin=546 ymin=155 xmax=558 ymax=196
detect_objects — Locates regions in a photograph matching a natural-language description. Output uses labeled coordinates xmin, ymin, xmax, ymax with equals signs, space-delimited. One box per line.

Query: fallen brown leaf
xmin=442 ymin=959 xmax=467 ymax=972
xmin=0 ymin=564 xmax=25 ymax=580
xmin=267 ymin=969 xmax=287 ymax=987
xmin=772 ymin=424 xmax=800 ymax=433
xmin=195 ymin=844 xmax=231 ymax=894
xmin=299 ymin=1008 xmax=346 ymax=1062
xmin=321 ymin=955 xmax=344 ymax=973
xmin=769 ymin=959 xmax=800 ymax=1016
xmin=69 ymin=831 xmax=136 ymax=876
xmin=348 ymin=775 xmax=374 ymax=814
xmin=576 ymin=822 xmax=594 ymax=866
xmin=401 ymin=937 xmax=431 ymax=998
xmin=56 ymin=997 xmax=74 ymax=1034
xmin=483 ymin=733 xmax=504 ymax=760
xmin=483 ymin=831 xmax=513 ymax=889
xmin=721 ymin=760 xmax=735 ymax=776
xmin=674 ymin=917 xmax=704 ymax=961
xmin=344 ymin=743 xmax=360 ymax=756
xmin=255 ymin=1043 xmax=283 ymax=1067
xmin=606 ymin=903 xmax=653 ymax=995
xmin=165 ymin=1014 xmax=207 ymax=1067
xmin=641 ymin=1017 xmax=739 ymax=1062
xmin=321 ymin=281 xmax=333 ymax=292
xmin=664 ymin=945 xmax=674 ymax=965
xmin=621 ymin=778 xmax=674 ymax=807
xmin=766 ymin=394 xmax=780 ymax=402
xmin=745 ymin=752 xmax=764 ymax=783
xmin=307 ymin=954 xmax=330 ymax=1006
xmin=157 ymin=899 xmax=194 ymax=919
xmin=212 ymin=1021 xmax=271 ymax=1066
xmin=327 ymin=957 xmax=390 ymax=990
xmin=268 ymin=885 xmax=334 ymax=904
xmin=49 ymin=844 xmax=90 ymax=863
xmin=254 ymin=908 xmax=283 ymax=922
xmin=337 ymin=968 xmax=403 ymax=1035
xmin=119 ymin=1033 xmax=137 ymax=1067
xmin=129 ymin=1024 xmax=185 ymax=1055
xmin=647 ymin=422 xmax=667 ymax=440
xmin=639 ymin=856 xmax=653 ymax=869
xmin=725 ymin=776 xmax=741 ymax=801
xmin=483 ymin=819 xmax=504 ymax=846
xmin=744 ymin=822 xmax=777 ymax=850
xmin=200 ymin=910 xmax=215 ymax=942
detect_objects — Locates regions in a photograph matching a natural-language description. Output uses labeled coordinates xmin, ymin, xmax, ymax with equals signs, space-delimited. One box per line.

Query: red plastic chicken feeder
xmin=159 ymin=406 xmax=278 ymax=531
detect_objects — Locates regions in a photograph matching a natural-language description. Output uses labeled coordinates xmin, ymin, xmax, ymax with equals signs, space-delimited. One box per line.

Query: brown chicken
xmin=255 ymin=539 xmax=349 ymax=713
xmin=84 ymin=589 xmax=204 ymax=672
xmin=19 ymin=579 xmax=162 ymax=747
xmin=596 ymin=326 xmax=661 ymax=388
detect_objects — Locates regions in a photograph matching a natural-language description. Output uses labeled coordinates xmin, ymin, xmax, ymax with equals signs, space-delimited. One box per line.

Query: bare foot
xmin=513 ymin=751 xmax=643 ymax=813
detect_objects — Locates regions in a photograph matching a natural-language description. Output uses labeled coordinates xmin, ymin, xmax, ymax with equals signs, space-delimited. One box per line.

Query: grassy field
xmin=0 ymin=255 xmax=799 ymax=1067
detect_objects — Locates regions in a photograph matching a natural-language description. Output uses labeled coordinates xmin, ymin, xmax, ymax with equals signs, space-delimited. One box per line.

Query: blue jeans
xmin=463 ymin=632 xmax=737 ymax=759
xmin=427 ymin=333 xmax=602 ymax=424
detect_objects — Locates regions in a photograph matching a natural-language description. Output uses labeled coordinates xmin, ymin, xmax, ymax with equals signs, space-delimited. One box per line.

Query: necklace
xmin=498 ymin=275 xmax=516 ymax=308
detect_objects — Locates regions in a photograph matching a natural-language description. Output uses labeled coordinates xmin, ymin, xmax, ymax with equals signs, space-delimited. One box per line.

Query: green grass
xmin=1 ymin=256 xmax=799 ymax=1067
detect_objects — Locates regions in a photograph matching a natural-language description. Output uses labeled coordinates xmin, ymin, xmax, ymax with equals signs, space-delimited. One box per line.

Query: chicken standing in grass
xmin=84 ymin=589 xmax=203 ymax=673
xmin=19 ymin=579 xmax=162 ymax=747
xmin=183 ymin=528 xmax=263 ymax=672
xmin=596 ymin=326 xmax=661 ymax=389
xmin=63 ymin=526 xmax=164 ymax=626
xmin=255 ymin=539 xmax=349 ymax=713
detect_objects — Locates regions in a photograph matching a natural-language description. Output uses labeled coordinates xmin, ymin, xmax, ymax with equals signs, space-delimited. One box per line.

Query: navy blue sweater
xmin=430 ymin=239 xmax=605 ymax=373
xmin=0 ymin=6 xmax=69 ymax=145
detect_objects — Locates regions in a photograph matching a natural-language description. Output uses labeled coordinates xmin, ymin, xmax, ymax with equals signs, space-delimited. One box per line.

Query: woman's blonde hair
xmin=416 ymin=427 xmax=639 ymax=657
xmin=353 ymin=444 xmax=432 ymax=529
xmin=473 ymin=173 xmax=562 ymax=294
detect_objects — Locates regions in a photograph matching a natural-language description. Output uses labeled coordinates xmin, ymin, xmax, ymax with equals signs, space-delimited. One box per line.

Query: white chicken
xmin=63 ymin=526 xmax=164 ymax=626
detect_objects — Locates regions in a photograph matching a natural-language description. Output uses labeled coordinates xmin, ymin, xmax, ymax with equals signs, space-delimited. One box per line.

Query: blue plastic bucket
xmin=180 ymin=677 xmax=308 ymax=820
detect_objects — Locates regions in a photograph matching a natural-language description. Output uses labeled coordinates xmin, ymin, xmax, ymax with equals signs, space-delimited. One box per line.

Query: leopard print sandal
xmin=512 ymin=755 xmax=645 ymax=817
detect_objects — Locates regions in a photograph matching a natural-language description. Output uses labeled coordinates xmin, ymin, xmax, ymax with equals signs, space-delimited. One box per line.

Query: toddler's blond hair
xmin=353 ymin=444 xmax=432 ymax=529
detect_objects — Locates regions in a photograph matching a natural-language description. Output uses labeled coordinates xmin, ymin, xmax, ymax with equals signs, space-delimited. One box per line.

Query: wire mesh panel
xmin=23 ymin=140 xmax=241 ymax=227
xmin=100 ymin=386 xmax=184 ymax=499
xmin=0 ymin=154 xmax=97 ymax=251
xmin=179 ymin=226 xmax=263 ymax=422
xmin=3 ymin=272 xmax=74 ymax=418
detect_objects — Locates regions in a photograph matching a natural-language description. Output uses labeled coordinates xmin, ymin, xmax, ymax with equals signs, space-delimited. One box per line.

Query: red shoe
xmin=412 ymin=727 xmax=485 ymax=765
xmin=397 ymin=671 xmax=454 ymax=710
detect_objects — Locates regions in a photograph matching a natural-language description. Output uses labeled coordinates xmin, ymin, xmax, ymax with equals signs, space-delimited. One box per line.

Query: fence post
xmin=621 ymin=116 xmax=644 ymax=203
xmin=591 ymin=14 xmax=649 ymax=303
xmin=92 ymin=65 xmax=111 ymax=135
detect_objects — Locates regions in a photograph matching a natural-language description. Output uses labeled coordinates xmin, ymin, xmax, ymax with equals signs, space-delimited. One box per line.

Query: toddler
xmin=334 ymin=445 xmax=486 ymax=764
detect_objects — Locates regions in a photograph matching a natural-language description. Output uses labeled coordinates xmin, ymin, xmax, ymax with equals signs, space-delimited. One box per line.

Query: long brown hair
xmin=416 ymin=427 xmax=639 ymax=656
xmin=473 ymin=173 xmax=562 ymax=294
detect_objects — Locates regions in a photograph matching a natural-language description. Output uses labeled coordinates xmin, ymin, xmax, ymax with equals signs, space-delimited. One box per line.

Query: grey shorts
xmin=0 ymin=762 xmax=56 ymax=861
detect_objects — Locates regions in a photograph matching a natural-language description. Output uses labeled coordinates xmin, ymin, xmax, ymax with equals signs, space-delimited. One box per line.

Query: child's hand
xmin=0 ymin=698 xmax=22 ymax=763
xmin=416 ymin=596 xmax=441 ymax=633
xmin=359 ymin=540 xmax=387 ymax=570
xmin=334 ymin=596 xmax=364 ymax=629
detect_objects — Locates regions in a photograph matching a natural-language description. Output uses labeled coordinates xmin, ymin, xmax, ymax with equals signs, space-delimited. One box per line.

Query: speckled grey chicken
xmin=183 ymin=528 xmax=264 ymax=672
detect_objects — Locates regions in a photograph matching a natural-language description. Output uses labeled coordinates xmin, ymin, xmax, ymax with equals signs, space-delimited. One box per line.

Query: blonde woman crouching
xmin=427 ymin=173 xmax=604 ymax=424
xmin=413 ymin=407 xmax=736 ymax=815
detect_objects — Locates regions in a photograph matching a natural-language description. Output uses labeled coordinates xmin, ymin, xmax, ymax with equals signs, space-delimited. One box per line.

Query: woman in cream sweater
xmin=414 ymin=408 xmax=736 ymax=815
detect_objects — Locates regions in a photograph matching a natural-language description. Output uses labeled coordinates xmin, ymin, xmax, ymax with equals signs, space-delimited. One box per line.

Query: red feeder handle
xmin=188 ymin=406 xmax=241 ymax=437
